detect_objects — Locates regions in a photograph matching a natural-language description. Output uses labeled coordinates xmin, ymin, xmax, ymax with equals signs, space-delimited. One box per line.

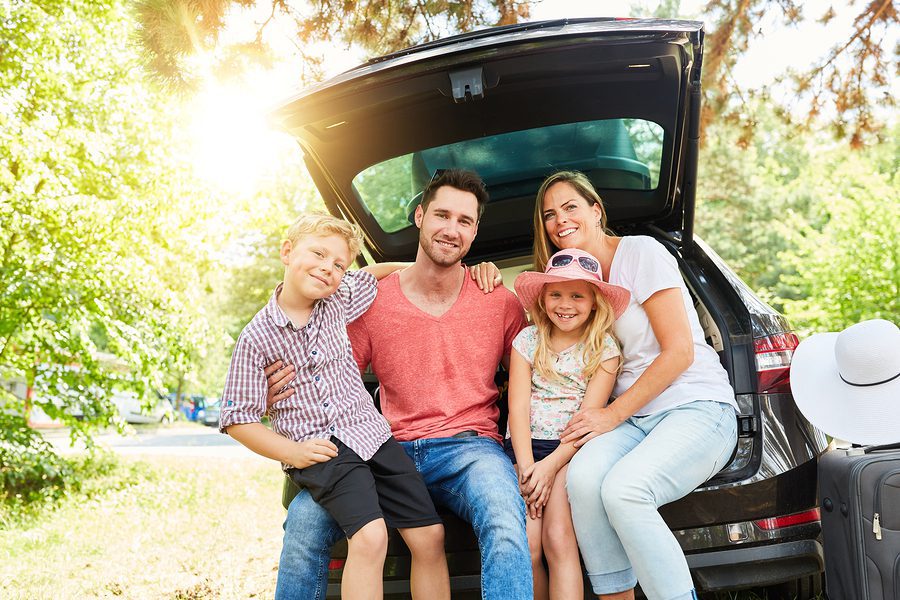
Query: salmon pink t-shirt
xmin=348 ymin=268 xmax=527 ymax=443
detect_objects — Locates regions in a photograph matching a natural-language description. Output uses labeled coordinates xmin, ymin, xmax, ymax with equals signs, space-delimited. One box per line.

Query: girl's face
xmin=542 ymin=280 xmax=596 ymax=335
xmin=541 ymin=182 xmax=603 ymax=251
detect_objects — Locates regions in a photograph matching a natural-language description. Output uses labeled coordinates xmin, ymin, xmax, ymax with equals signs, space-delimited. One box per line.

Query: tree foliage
xmin=135 ymin=0 xmax=531 ymax=90
xmin=0 ymin=0 xmax=218 ymax=439
xmin=701 ymin=0 xmax=897 ymax=147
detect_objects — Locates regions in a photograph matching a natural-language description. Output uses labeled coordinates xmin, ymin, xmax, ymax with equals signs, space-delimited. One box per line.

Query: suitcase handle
xmin=864 ymin=442 xmax=900 ymax=453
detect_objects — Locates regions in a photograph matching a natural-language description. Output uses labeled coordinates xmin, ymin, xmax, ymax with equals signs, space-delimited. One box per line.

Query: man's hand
xmin=265 ymin=360 xmax=296 ymax=408
xmin=286 ymin=438 xmax=339 ymax=470
xmin=468 ymin=261 xmax=503 ymax=293
xmin=560 ymin=406 xmax=623 ymax=447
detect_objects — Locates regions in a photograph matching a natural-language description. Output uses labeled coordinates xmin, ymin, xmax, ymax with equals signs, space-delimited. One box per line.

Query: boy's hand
xmin=265 ymin=360 xmax=296 ymax=407
xmin=287 ymin=438 xmax=339 ymax=469
xmin=468 ymin=261 xmax=503 ymax=293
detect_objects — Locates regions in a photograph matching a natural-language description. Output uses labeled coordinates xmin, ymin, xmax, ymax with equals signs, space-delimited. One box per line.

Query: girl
xmin=507 ymin=248 xmax=630 ymax=600
xmin=533 ymin=171 xmax=738 ymax=600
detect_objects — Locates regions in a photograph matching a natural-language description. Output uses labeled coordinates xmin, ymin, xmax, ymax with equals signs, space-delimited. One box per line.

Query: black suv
xmin=273 ymin=18 xmax=828 ymax=598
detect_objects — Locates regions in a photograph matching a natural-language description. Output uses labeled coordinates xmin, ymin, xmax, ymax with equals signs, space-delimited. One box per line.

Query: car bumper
xmin=688 ymin=538 xmax=824 ymax=592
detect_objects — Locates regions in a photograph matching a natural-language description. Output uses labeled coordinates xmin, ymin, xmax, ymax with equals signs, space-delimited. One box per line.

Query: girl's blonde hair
xmin=532 ymin=171 xmax=612 ymax=272
xmin=531 ymin=284 xmax=622 ymax=382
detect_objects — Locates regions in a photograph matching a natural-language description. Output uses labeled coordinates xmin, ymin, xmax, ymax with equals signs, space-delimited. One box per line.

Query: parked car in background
xmin=272 ymin=17 xmax=829 ymax=598
xmin=197 ymin=398 xmax=221 ymax=427
xmin=113 ymin=390 xmax=175 ymax=424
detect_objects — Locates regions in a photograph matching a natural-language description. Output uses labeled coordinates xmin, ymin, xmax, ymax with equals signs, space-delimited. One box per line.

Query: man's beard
xmin=419 ymin=231 xmax=468 ymax=267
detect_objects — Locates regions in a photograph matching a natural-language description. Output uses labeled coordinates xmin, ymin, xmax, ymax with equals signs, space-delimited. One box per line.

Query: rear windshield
xmin=352 ymin=118 xmax=663 ymax=233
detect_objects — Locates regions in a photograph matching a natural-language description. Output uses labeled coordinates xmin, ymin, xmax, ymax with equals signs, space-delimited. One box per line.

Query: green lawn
xmin=0 ymin=455 xmax=284 ymax=599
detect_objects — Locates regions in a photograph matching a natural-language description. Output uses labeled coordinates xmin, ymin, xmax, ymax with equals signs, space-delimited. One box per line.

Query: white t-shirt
xmin=609 ymin=236 xmax=737 ymax=415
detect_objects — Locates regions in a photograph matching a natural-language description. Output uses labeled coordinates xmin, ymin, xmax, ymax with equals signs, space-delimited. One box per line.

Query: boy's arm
xmin=227 ymin=423 xmax=338 ymax=469
xmin=360 ymin=262 xmax=408 ymax=280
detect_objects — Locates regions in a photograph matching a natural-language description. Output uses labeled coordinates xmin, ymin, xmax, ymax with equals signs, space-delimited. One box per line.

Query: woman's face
xmin=541 ymin=182 xmax=603 ymax=251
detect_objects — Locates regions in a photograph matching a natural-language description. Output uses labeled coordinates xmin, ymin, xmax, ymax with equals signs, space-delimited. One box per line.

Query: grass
xmin=0 ymin=455 xmax=284 ymax=599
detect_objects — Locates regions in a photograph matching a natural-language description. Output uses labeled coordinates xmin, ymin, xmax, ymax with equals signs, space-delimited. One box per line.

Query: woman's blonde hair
xmin=532 ymin=171 xmax=612 ymax=271
xmin=531 ymin=284 xmax=622 ymax=383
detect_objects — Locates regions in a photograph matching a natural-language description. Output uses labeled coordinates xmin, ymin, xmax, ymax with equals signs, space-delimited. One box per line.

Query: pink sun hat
xmin=514 ymin=249 xmax=631 ymax=318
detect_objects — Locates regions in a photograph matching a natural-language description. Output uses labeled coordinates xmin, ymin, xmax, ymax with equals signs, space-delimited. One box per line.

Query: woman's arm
xmin=561 ymin=287 xmax=694 ymax=446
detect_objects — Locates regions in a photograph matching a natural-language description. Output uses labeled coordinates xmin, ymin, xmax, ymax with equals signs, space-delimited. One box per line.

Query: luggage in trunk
xmin=818 ymin=444 xmax=900 ymax=599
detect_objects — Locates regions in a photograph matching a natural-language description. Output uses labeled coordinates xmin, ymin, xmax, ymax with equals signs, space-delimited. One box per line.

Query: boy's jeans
xmin=275 ymin=435 xmax=532 ymax=600
xmin=566 ymin=400 xmax=737 ymax=600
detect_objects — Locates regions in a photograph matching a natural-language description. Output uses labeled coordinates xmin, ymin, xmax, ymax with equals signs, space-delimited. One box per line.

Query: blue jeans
xmin=275 ymin=435 xmax=532 ymax=600
xmin=566 ymin=401 xmax=737 ymax=600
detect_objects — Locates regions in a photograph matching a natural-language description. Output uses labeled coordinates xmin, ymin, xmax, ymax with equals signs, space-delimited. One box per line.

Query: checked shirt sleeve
xmin=218 ymin=333 xmax=268 ymax=433
xmin=335 ymin=270 xmax=378 ymax=323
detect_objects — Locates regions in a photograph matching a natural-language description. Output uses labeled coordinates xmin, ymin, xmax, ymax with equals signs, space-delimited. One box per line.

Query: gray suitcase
xmin=818 ymin=443 xmax=900 ymax=599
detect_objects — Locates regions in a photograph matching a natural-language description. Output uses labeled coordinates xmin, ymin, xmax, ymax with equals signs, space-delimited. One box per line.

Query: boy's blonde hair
xmin=285 ymin=213 xmax=364 ymax=261
xmin=531 ymin=285 xmax=622 ymax=383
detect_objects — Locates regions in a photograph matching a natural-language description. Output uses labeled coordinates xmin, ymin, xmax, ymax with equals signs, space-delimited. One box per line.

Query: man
xmin=270 ymin=169 xmax=532 ymax=600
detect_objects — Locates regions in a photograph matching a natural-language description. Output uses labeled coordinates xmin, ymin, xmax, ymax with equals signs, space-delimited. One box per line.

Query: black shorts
xmin=287 ymin=437 xmax=441 ymax=537
xmin=503 ymin=438 xmax=561 ymax=464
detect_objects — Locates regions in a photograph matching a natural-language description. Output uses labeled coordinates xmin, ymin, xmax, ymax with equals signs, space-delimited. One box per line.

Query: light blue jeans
xmin=275 ymin=435 xmax=532 ymax=600
xmin=566 ymin=400 xmax=737 ymax=600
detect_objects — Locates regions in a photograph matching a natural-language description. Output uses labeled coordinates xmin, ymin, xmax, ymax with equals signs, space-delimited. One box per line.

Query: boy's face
xmin=280 ymin=234 xmax=353 ymax=302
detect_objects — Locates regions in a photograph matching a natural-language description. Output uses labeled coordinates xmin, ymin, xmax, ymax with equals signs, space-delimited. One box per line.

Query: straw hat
xmin=514 ymin=249 xmax=630 ymax=318
xmin=790 ymin=319 xmax=900 ymax=445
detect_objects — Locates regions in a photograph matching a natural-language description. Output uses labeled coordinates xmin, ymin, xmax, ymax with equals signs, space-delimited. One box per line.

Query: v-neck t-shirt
xmin=347 ymin=267 xmax=527 ymax=442
xmin=608 ymin=236 xmax=737 ymax=415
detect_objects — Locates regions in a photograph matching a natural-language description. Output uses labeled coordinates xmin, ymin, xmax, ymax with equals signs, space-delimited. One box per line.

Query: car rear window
xmin=351 ymin=118 xmax=663 ymax=233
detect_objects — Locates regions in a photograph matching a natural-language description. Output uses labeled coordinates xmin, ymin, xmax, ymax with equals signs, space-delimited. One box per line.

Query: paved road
xmin=40 ymin=423 xmax=264 ymax=460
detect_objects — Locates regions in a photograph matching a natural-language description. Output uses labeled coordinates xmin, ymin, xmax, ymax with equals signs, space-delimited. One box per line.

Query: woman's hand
xmin=265 ymin=360 xmax=296 ymax=408
xmin=560 ymin=406 xmax=623 ymax=447
xmin=468 ymin=261 xmax=503 ymax=293
xmin=520 ymin=458 xmax=559 ymax=519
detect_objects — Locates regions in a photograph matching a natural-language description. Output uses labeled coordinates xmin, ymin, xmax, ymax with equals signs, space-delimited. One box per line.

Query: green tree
xmin=0 ymin=0 xmax=218 ymax=449
xmin=779 ymin=134 xmax=899 ymax=333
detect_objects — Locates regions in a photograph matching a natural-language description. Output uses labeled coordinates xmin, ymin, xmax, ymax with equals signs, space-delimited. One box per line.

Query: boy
xmin=219 ymin=213 xmax=450 ymax=600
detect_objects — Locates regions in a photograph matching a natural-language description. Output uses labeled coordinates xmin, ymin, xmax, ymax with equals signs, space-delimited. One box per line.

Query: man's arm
xmin=227 ymin=423 xmax=338 ymax=469
xmin=360 ymin=262 xmax=408 ymax=280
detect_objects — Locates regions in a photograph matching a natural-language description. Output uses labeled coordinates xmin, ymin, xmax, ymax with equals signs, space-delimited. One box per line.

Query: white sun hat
xmin=790 ymin=319 xmax=900 ymax=445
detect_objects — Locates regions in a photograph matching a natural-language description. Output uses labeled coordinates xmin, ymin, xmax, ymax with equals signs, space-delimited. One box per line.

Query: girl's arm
xmin=561 ymin=287 xmax=694 ymax=446
xmin=521 ymin=356 xmax=618 ymax=513
xmin=507 ymin=349 xmax=536 ymax=485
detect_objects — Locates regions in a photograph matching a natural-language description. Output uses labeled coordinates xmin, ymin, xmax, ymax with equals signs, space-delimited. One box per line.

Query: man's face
xmin=414 ymin=186 xmax=480 ymax=267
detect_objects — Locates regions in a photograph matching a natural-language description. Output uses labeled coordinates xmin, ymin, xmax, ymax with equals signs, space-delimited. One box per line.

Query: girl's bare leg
xmin=541 ymin=465 xmax=585 ymax=599
xmin=526 ymin=508 xmax=550 ymax=600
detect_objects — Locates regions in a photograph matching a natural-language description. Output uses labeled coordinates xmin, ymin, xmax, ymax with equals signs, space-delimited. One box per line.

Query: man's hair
xmin=420 ymin=169 xmax=489 ymax=220
xmin=285 ymin=213 xmax=364 ymax=260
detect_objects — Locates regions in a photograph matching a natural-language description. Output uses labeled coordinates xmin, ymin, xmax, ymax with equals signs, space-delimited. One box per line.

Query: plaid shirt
xmin=219 ymin=270 xmax=391 ymax=463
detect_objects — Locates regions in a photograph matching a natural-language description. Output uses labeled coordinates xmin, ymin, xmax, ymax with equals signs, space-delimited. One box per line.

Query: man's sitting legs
xmin=404 ymin=436 xmax=533 ymax=600
xmin=275 ymin=488 xmax=343 ymax=600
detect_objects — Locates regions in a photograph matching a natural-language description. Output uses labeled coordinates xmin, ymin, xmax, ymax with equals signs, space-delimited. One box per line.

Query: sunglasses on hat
xmin=549 ymin=253 xmax=600 ymax=274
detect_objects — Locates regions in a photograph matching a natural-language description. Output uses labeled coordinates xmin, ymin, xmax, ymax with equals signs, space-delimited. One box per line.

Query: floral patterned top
xmin=508 ymin=325 xmax=621 ymax=440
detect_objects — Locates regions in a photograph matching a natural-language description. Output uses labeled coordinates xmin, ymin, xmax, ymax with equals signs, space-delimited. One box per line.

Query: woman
xmin=533 ymin=171 xmax=738 ymax=600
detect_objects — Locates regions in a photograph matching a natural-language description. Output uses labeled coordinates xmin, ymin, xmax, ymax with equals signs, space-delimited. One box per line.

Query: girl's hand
xmin=468 ymin=261 xmax=503 ymax=293
xmin=265 ymin=360 xmax=296 ymax=407
xmin=520 ymin=459 xmax=558 ymax=518
xmin=560 ymin=406 xmax=623 ymax=447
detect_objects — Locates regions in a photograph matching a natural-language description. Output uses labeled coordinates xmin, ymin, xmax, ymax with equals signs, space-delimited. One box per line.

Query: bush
xmin=0 ymin=412 xmax=73 ymax=507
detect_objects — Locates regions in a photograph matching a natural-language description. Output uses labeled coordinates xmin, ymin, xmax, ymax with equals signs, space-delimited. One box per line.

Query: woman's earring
xmin=596 ymin=220 xmax=601 ymax=228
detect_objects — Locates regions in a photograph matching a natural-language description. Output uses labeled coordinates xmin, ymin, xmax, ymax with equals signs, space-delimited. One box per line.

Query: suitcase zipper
xmin=873 ymin=468 xmax=900 ymax=541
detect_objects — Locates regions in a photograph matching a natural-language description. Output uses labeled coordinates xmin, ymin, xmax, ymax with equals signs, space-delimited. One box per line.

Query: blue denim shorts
xmin=503 ymin=437 xmax=560 ymax=464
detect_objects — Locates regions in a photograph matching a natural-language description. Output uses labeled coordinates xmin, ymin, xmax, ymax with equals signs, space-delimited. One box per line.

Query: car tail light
xmin=754 ymin=332 xmax=800 ymax=394
xmin=754 ymin=508 xmax=820 ymax=530
xmin=328 ymin=559 xmax=346 ymax=571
